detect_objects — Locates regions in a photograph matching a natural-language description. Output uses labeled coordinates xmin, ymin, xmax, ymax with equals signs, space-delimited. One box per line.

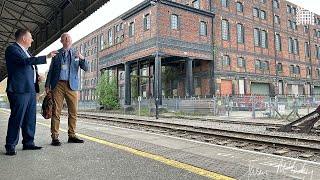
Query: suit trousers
xmin=5 ymin=92 xmax=36 ymax=151
xmin=51 ymin=81 xmax=78 ymax=139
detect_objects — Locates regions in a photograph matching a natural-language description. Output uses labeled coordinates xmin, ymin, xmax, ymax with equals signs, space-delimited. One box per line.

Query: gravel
xmin=65 ymin=110 xmax=320 ymax=162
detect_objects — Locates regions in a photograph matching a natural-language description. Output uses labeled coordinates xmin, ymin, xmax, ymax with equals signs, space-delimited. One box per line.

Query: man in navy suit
xmin=4 ymin=29 xmax=58 ymax=155
xmin=45 ymin=33 xmax=88 ymax=146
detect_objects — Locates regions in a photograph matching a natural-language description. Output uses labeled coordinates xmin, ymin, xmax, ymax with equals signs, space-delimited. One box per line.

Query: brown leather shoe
xmin=68 ymin=136 xmax=84 ymax=143
xmin=51 ymin=139 xmax=61 ymax=146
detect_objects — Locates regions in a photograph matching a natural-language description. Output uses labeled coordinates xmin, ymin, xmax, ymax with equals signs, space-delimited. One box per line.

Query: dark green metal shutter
xmin=314 ymin=86 xmax=320 ymax=95
xmin=251 ymin=82 xmax=270 ymax=95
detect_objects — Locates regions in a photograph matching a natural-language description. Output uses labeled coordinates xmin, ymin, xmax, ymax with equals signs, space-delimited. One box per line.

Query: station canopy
xmin=0 ymin=0 xmax=110 ymax=81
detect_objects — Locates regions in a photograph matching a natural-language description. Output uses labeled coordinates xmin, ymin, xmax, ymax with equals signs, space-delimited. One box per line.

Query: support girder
xmin=0 ymin=0 xmax=111 ymax=81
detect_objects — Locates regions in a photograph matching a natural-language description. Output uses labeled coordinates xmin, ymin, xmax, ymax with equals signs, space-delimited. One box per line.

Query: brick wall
xmin=73 ymin=0 xmax=320 ymax=100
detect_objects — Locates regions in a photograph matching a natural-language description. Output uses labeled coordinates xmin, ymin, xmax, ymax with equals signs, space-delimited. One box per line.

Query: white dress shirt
xmin=16 ymin=42 xmax=36 ymax=83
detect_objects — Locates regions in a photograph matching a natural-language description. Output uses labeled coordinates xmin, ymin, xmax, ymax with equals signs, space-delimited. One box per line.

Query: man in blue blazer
xmin=45 ymin=33 xmax=89 ymax=146
xmin=5 ymin=29 xmax=58 ymax=155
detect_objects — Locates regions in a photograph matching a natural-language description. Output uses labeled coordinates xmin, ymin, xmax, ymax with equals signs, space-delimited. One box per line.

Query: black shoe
xmin=51 ymin=139 xmax=61 ymax=146
xmin=5 ymin=149 xmax=17 ymax=156
xmin=22 ymin=145 xmax=42 ymax=150
xmin=68 ymin=136 xmax=84 ymax=143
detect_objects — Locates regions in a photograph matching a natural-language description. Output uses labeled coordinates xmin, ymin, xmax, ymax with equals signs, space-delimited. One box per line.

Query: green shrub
xmin=96 ymin=72 xmax=119 ymax=109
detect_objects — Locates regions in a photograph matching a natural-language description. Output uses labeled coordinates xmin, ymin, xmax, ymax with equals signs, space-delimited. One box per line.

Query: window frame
xmin=108 ymin=28 xmax=113 ymax=46
xmin=253 ymin=8 xmax=259 ymax=17
xmin=221 ymin=0 xmax=229 ymax=8
xmin=304 ymin=42 xmax=310 ymax=57
xmin=193 ymin=0 xmax=200 ymax=9
xmin=261 ymin=30 xmax=268 ymax=48
xmin=236 ymin=1 xmax=243 ymax=12
xmin=200 ymin=21 xmax=207 ymax=36
xmin=144 ymin=14 xmax=151 ymax=31
xmin=171 ymin=14 xmax=179 ymax=30
xmin=275 ymin=33 xmax=281 ymax=51
xmin=277 ymin=63 xmax=283 ymax=72
xmin=129 ymin=22 xmax=135 ymax=37
xmin=223 ymin=55 xmax=230 ymax=66
xmin=237 ymin=57 xmax=245 ymax=68
xmin=260 ymin=10 xmax=266 ymax=20
xmin=288 ymin=37 xmax=293 ymax=54
xmin=295 ymin=66 xmax=300 ymax=74
xmin=263 ymin=61 xmax=269 ymax=70
xmin=274 ymin=15 xmax=280 ymax=24
xmin=273 ymin=0 xmax=279 ymax=9
xmin=237 ymin=23 xmax=244 ymax=43
xmin=293 ymin=39 xmax=299 ymax=55
xmin=255 ymin=59 xmax=261 ymax=70
xmin=221 ymin=19 xmax=230 ymax=40
xmin=289 ymin=65 xmax=295 ymax=74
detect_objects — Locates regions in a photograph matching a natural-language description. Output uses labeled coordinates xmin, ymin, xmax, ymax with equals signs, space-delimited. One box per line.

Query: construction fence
xmin=130 ymin=95 xmax=320 ymax=120
xmin=0 ymin=95 xmax=317 ymax=120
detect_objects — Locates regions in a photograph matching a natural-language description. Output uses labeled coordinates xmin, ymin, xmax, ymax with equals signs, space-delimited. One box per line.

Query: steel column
xmin=154 ymin=53 xmax=162 ymax=105
xmin=124 ymin=62 xmax=131 ymax=105
xmin=186 ymin=58 xmax=194 ymax=97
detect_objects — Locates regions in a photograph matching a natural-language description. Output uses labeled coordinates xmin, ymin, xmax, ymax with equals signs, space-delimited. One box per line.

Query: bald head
xmin=60 ymin=33 xmax=72 ymax=50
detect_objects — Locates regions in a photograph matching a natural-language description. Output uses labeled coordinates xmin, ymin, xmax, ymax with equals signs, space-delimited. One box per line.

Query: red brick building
xmin=73 ymin=33 xmax=99 ymax=101
xmin=73 ymin=0 xmax=320 ymax=105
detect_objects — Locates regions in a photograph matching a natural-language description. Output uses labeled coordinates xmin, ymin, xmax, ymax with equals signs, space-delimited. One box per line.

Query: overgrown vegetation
xmin=131 ymin=74 xmax=138 ymax=99
xmin=162 ymin=66 xmax=178 ymax=97
xmin=96 ymin=72 xmax=119 ymax=109
xmin=127 ymin=107 xmax=153 ymax=116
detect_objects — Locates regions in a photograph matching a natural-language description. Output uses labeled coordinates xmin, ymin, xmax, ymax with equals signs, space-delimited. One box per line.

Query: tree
xmin=162 ymin=66 xmax=178 ymax=97
xmin=96 ymin=71 xmax=119 ymax=109
xmin=131 ymin=75 xmax=138 ymax=99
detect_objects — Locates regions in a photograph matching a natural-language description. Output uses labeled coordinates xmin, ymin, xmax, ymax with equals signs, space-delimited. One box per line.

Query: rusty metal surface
xmin=278 ymin=105 xmax=320 ymax=133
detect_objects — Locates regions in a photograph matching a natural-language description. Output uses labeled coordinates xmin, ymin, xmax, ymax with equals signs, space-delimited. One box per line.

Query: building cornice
xmin=121 ymin=0 xmax=215 ymax=20
xmin=121 ymin=0 xmax=151 ymax=20
xmin=160 ymin=0 xmax=215 ymax=18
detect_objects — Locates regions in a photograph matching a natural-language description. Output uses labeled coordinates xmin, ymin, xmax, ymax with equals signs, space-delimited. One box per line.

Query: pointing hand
xmin=46 ymin=50 xmax=59 ymax=59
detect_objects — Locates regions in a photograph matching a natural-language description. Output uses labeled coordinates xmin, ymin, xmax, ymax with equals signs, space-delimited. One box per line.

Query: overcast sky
xmin=36 ymin=0 xmax=144 ymax=73
xmin=36 ymin=0 xmax=320 ymax=73
xmin=287 ymin=0 xmax=320 ymax=14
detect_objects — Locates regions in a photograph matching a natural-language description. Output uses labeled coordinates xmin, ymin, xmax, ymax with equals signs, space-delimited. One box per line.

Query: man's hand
xmin=38 ymin=75 xmax=43 ymax=83
xmin=73 ymin=51 xmax=84 ymax=60
xmin=46 ymin=50 xmax=59 ymax=59
xmin=45 ymin=87 xmax=50 ymax=94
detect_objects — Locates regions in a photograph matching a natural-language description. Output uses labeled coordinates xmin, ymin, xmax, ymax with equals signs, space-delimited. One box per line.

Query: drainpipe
xmin=210 ymin=1 xmax=215 ymax=96
xmin=307 ymin=25 xmax=313 ymax=96
xmin=271 ymin=0 xmax=278 ymax=97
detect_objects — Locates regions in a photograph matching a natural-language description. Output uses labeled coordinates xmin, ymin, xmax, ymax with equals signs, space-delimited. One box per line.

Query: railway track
xmin=62 ymin=112 xmax=320 ymax=161
xmin=76 ymin=110 xmax=320 ymax=129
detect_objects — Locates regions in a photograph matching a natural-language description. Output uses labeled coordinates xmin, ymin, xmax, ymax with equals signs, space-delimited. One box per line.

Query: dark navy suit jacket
xmin=5 ymin=42 xmax=47 ymax=93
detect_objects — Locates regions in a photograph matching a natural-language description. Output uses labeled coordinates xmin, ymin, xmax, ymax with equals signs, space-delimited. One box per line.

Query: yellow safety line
xmin=37 ymin=122 xmax=235 ymax=180
xmin=0 ymin=109 xmax=234 ymax=180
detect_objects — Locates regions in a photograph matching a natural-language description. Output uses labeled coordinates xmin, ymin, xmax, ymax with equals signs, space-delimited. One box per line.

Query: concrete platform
xmin=0 ymin=108 xmax=319 ymax=180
